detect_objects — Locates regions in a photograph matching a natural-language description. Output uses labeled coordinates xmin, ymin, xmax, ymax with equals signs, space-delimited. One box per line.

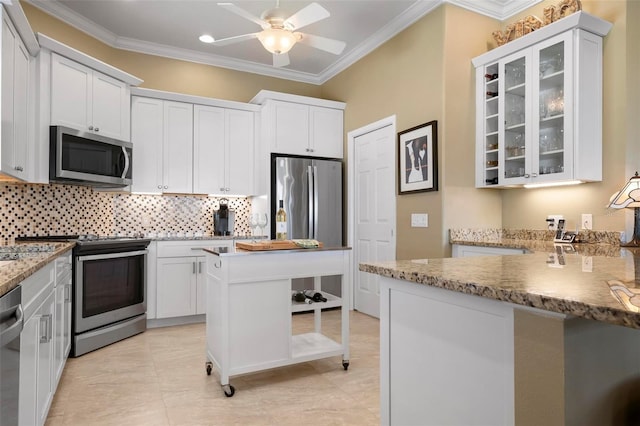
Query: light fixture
xmin=199 ymin=34 xmax=215 ymax=43
xmin=257 ymin=27 xmax=297 ymax=54
xmin=607 ymin=171 xmax=640 ymax=247
xmin=523 ymin=180 xmax=584 ymax=189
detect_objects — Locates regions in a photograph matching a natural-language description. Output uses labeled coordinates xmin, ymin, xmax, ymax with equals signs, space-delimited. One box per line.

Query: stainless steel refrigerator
xmin=271 ymin=154 xmax=343 ymax=296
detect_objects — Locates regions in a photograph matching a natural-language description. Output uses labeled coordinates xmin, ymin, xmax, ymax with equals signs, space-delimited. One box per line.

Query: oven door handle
xmin=77 ymin=249 xmax=148 ymax=262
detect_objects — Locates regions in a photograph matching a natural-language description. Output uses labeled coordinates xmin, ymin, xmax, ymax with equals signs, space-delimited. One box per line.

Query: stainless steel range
xmin=18 ymin=235 xmax=151 ymax=356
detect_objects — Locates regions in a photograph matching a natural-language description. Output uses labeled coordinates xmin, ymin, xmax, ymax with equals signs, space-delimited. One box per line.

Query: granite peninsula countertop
xmin=0 ymin=242 xmax=75 ymax=298
xmin=360 ymin=242 xmax=640 ymax=330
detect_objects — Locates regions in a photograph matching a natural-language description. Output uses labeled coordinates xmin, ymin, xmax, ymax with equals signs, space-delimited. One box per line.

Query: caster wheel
xmin=223 ymin=384 xmax=235 ymax=397
xmin=342 ymin=361 xmax=350 ymax=371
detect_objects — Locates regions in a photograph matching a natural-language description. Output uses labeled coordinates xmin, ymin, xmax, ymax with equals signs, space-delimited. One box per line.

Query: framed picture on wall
xmin=398 ymin=120 xmax=438 ymax=194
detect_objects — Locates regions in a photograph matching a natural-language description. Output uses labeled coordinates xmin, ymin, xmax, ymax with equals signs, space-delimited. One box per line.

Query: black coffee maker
xmin=213 ymin=198 xmax=235 ymax=236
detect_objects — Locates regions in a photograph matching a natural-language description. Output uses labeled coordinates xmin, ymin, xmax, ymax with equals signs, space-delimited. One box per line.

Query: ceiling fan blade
xmin=273 ymin=53 xmax=290 ymax=68
xmin=212 ymin=33 xmax=259 ymax=46
xmin=284 ymin=2 xmax=330 ymax=31
xmin=296 ymin=33 xmax=346 ymax=55
xmin=217 ymin=3 xmax=269 ymax=29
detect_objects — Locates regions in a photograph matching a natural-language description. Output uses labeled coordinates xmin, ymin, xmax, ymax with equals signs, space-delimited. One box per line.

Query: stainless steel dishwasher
xmin=0 ymin=286 xmax=23 ymax=426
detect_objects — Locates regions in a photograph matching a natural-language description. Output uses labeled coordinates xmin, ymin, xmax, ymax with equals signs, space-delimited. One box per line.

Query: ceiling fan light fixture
xmin=199 ymin=34 xmax=215 ymax=43
xmin=257 ymin=28 xmax=296 ymax=54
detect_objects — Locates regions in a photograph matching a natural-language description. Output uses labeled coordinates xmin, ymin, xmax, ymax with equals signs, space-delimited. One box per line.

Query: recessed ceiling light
xmin=199 ymin=34 xmax=215 ymax=43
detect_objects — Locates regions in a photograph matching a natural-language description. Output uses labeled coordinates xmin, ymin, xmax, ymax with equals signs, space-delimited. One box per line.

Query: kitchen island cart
xmin=203 ymin=245 xmax=352 ymax=397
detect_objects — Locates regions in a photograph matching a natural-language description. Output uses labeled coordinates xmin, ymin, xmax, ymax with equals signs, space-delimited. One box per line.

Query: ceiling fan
xmin=211 ymin=1 xmax=346 ymax=67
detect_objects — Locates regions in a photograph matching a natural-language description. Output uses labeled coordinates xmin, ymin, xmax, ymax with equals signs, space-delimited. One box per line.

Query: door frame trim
xmin=347 ymin=115 xmax=396 ymax=310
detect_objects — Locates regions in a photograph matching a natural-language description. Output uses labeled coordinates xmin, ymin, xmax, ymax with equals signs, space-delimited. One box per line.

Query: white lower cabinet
xmin=19 ymin=263 xmax=55 ymax=426
xmin=19 ymin=250 xmax=72 ymax=426
xmin=155 ymin=240 xmax=233 ymax=319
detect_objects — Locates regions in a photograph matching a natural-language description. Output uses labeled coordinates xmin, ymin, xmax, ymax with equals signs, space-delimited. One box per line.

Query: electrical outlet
xmin=411 ymin=213 xmax=428 ymax=228
xmin=546 ymin=215 xmax=564 ymax=231
xmin=581 ymin=214 xmax=593 ymax=230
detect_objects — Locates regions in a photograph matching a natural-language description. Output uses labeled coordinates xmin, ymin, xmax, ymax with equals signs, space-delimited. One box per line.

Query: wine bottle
xmin=276 ymin=200 xmax=287 ymax=240
xmin=303 ymin=290 xmax=327 ymax=302
xmin=484 ymin=73 xmax=498 ymax=81
xmin=486 ymin=91 xmax=498 ymax=98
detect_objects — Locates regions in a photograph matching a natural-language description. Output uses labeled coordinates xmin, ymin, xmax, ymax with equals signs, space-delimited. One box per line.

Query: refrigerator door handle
xmin=308 ymin=165 xmax=314 ymax=239
xmin=313 ymin=165 xmax=319 ymax=240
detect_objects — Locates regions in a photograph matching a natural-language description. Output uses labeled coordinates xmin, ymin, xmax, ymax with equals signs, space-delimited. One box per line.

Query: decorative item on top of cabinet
xmin=473 ymin=12 xmax=611 ymax=189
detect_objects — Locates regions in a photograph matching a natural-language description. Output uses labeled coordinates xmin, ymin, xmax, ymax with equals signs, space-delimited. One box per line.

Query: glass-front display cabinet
xmin=473 ymin=13 xmax=611 ymax=188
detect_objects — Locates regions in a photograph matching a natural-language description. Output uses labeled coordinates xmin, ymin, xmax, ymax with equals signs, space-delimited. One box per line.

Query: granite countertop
xmin=0 ymin=242 xmax=75 ymax=298
xmin=148 ymin=234 xmax=260 ymax=241
xmin=360 ymin=242 xmax=640 ymax=330
xmin=204 ymin=245 xmax=352 ymax=256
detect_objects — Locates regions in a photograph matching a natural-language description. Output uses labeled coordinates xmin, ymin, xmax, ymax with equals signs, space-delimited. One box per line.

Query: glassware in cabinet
xmin=537 ymin=40 xmax=567 ymax=178
xmin=481 ymin=63 xmax=499 ymax=186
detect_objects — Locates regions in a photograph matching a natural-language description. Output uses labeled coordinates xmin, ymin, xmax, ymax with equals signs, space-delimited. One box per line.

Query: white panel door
xmin=131 ymin=97 xmax=163 ymax=193
xmin=51 ymin=53 xmax=92 ymax=131
xmin=226 ymin=109 xmax=254 ymax=195
xmin=91 ymin=72 xmax=128 ymax=141
xmin=193 ymin=104 xmax=225 ymax=194
xmin=354 ymin=124 xmax=396 ymax=318
xmin=163 ymin=101 xmax=193 ymax=193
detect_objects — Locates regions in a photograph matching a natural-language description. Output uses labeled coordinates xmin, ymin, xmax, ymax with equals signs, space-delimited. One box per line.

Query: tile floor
xmin=45 ymin=310 xmax=380 ymax=425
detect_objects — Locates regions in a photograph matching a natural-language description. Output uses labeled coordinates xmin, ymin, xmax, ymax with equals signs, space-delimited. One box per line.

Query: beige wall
xmin=22 ymin=2 xmax=322 ymax=103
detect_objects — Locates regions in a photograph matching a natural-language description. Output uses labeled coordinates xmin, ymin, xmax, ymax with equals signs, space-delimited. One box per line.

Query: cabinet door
xmin=196 ymin=257 xmax=207 ymax=315
xmin=163 ymin=101 xmax=193 ymax=193
xmin=272 ymin=101 xmax=309 ymax=156
xmin=193 ymin=104 xmax=225 ymax=194
xmin=226 ymin=109 xmax=255 ymax=195
xmin=92 ymin=71 xmax=129 ymax=141
xmin=309 ymin=106 xmax=343 ymax=158
xmin=36 ymin=292 xmax=55 ymax=426
xmin=131 ymin=97 xmax=164 ymax=193
xmin=500 ymin=50 xmax=531 ymax=186
xmin=19 ymin=314 xmax=38 ymax=426
xmin=1 ymin=13 xmax=29 ymax=180
xmin=156 ymin=257 xmax=198 ymax=318
xmin=533 ymin=31 xmax=573 ymax=183
xmin=51 ymin=53 xmax=92 ymax=131
xmin=53 ymin=283 xmax=65 ymax=386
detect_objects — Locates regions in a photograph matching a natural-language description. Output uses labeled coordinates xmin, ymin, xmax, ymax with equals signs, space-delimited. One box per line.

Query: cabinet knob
xmin=220 ymin=187 xmax=225 ymax=191
xmin=14 ymin=166 xmax=23 ymax=171
xmin=532 ymin=173 xmax=538 ymax=177
xmin=158 ymin=185 xmax=162 ymax=189
xmin=225 ymin=188 xmax=230 ymax=192
xmin=524 ymin=174 xmax=530 ymax=178
xmin=88 ymin=125 xmax=94 ymax=130
xmin=94 ymin=127 xmax=99 ymax=132
xmin=163 ymin=185 xmax=168 ymax=190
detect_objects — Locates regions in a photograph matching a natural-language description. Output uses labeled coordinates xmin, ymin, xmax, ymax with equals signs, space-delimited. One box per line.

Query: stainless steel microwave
xmin=50 ymin=126 xmax=133 ymax=188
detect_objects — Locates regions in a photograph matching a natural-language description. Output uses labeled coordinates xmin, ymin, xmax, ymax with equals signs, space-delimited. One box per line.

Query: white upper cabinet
xmin=51 ymin=53 xmax=130 ymax=141
xmin=193 ymin=105 xmax=256 ymax=195
xmin=132 ymin=88 xmax=258 ymax=195
xmin=1 ymin=7 xmax=34 ymax=181
xmin=131 ymin=96 xmax=193 ymax=194
xmin=251 ymin=90 xmax=345 ymax=159
xmin=473 ymin=12 xmax=612 ymax=188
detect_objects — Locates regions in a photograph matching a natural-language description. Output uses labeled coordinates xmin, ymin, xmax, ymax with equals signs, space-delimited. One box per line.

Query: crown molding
xmin=317 ymin=0 xmax=442 ymax=84
xmin=446 ymin=0 xmax=543 ymax=20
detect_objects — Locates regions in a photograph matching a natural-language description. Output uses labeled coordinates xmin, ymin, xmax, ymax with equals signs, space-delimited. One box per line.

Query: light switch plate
xmin=411 ymin=213 xmax=428 ymax=228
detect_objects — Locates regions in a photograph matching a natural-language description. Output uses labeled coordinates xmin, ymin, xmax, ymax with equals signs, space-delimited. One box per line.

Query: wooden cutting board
xmin=236 ymin=240 xmax=323 ymax=251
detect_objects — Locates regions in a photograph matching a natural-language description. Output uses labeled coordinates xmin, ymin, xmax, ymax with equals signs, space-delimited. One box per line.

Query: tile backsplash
xmin=0 ymin=183 xmax=251 ymax=245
